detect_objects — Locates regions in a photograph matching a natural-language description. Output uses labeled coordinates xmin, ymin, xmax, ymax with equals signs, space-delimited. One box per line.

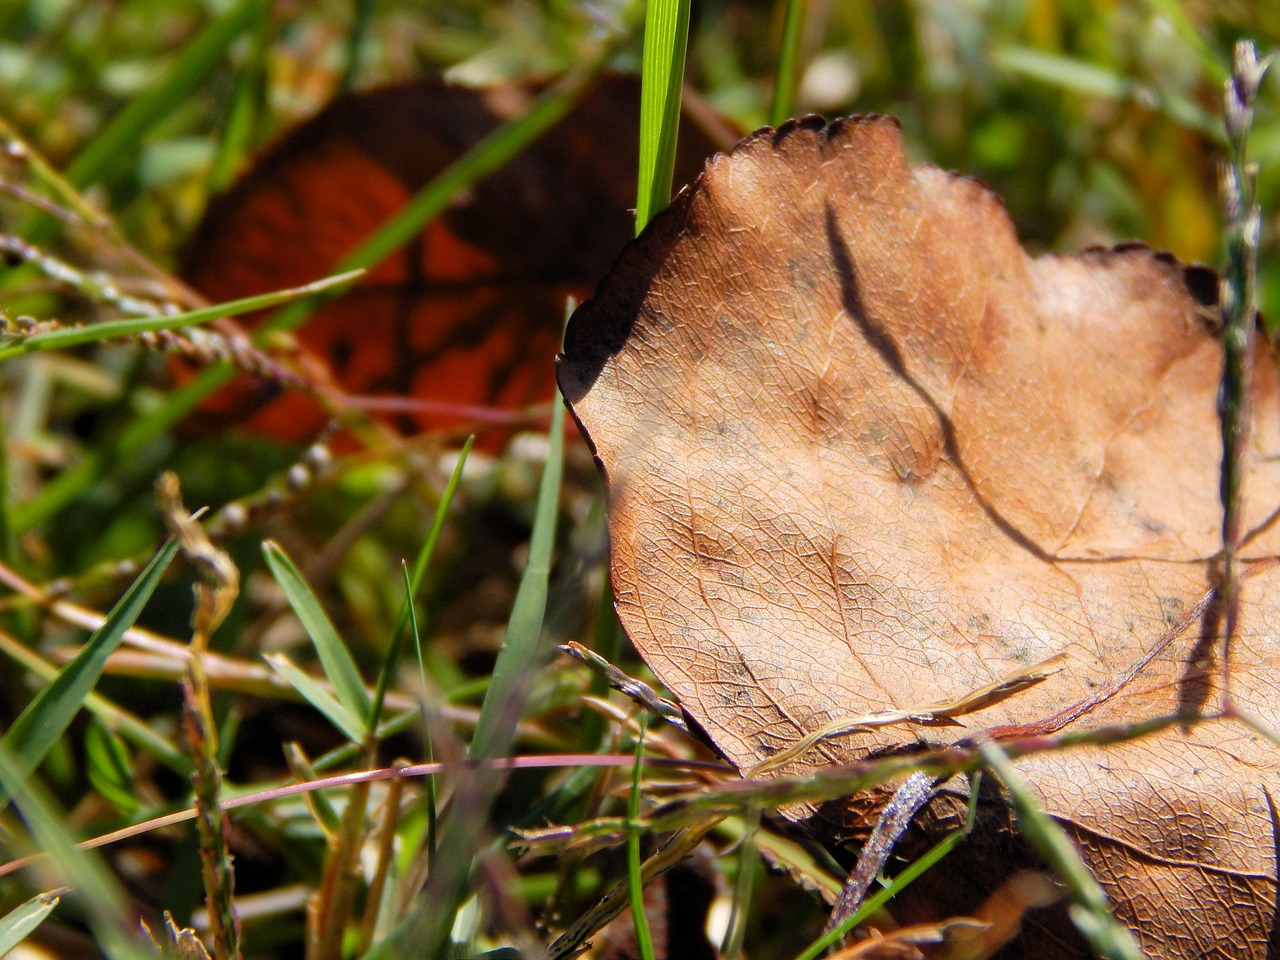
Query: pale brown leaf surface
xmin=558 ymin=116 xmax=1280 ymax=957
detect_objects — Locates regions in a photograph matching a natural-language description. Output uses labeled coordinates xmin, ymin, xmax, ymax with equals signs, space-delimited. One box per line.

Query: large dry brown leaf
xmin=558 ymin=116 xmax=1280 ymax=957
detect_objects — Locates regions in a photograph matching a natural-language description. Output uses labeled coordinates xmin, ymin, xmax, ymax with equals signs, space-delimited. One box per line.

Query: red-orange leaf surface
xmin=181 ymin=75 xmax=727 ymax=445
xmin=558 ymin=115 xmax=1280 ymax=957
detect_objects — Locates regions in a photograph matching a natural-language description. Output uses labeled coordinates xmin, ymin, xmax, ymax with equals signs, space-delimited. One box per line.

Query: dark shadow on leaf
xmin=822 ymin=202 xmax=1052 ymax=564
xmin=1175 ymin=565 xmax=1220 ymax=720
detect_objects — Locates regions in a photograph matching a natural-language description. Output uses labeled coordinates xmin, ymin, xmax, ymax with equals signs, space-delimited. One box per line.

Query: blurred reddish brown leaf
xmin=558 ymin=115 xmax=1280 ymax=957
xmin=180 ymin=74 xmax=731 ymax=445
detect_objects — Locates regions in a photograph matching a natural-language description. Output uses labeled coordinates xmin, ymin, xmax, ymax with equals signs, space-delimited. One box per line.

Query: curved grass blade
xmin=995 ymin=45 xmax=1221 ymax=139
xmin=768 ymin=0 xmax=806 ymax=127
xmin=0 ymin=628 xmax=190 ymax=775
xmin=265 ymin=653 xmax=365 ymax=744
xmin=369 ymin=436 xmax=473 ymax=733
xmin=262 ymin=541 xmax=371 ymax=724
xmin=0 ymin=890 xmax=61 ymax=956
xmin=0 ymin=538 xmax=179 ymax=804
xmin=626 ymin=718 xmax=657 ymax=960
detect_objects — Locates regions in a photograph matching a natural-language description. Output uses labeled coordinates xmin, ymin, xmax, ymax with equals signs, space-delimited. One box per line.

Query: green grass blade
xmin=979 ymin=742 xmax=1143 ymax=960
xmin=402 ymin=561 xmax=437 ymax=862
xmin=262 ymin=540 xmax=372 ymax=724
xmin=13 ymin=365 xmax=235 ymax=532
xmin=207 ymin=1 xmax=271 ymax=195
xmin=720 ymin=809 xmax=759 ymax=959
xmin=265 ymin=653 xmax=365 ymax=743
xmin=793 ymin=775 xmax=980 ymax=960
xmin=362 ymin=394 xmax=564 ymax=960
xmin=634 ymin=0 xmax=691 ymax=233
xmin=368 ymin=437 xmax=474 ymax=733
xmin=0 ymin=538 xmax=179 ymax=802
xmin=0 ymin=270 xmax=362 ymax=362
xmin=0 ymin=891 xmax=61 ymax=956
xmin=768 ymin=0 xmax=806 ymax=127
xmin=0 ymin=743 xmax=144 ymax=960
xmin=468 ymin=398 xmax=564 ymax=761
xmin=0 ymin=630 xmax=190 ymax=775
xmin=626 ymin=718 xmax=657 ymax=960
xmin=994 ymin=45 xmax=1221 ymax=139
xmin=64 ymin=0 xmax=261 ymax=190
xmin=339 ymin=0 xmax=378 ymax=93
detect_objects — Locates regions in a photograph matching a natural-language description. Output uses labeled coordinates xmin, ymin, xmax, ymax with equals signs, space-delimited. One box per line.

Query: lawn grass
xmin=0 ymin=3 xmax=1276 ymax=958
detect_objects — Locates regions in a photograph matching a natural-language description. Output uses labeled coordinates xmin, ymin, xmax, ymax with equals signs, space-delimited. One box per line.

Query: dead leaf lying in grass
xmin=558 ymin=115 xmax=1280 ymax=957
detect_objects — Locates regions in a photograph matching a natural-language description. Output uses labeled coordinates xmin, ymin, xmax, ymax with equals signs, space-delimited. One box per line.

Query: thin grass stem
xmin=626 ymin=716 xmax=657 ymax=960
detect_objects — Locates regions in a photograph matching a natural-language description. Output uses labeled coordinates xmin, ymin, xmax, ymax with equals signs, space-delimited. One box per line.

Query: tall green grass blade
xmin=634 ymin=0 xmax=691 ymax=232
xmin=0 ymin=271 xmax=362 ymax=362
xmin=262 ymin=541 xmax=372 ymax=723
xmin=362 ymin=394 xmax=565 ymax=960
xmin=626 ymin=718 xmax=657 ymax=960
xmin=262 ymin=71 xmax=597 ymax=337
xmin=368 ymin=436 xmax=473 ymax=733
xmin=64 ymin=0 xmax=261 ymax=190
xmin=0 ymin=743 xmax=144 ymax=960
xmin=0 ymin=538 xmax=179 ymax=802
xmin=384 ymin=448 xmax=476 ymax=875
xmin=84 ymin=719 xmax=139 ymax=816
xmin=979 ymin=742 xmax=1142 ymax=960
xmin=403 ymin=562 xmax=437 ymax=862
xmin=768 ymin=0 xmax=806 ymax=127
xmin=720 ymin=809 xmax=759 ymax=959
xmin=468 ymin=399 xmax=564 ymax=762
xmin=0 ymin=891 xmax=60 ymax=956
xmin=265 ymin=653 xmax=365 ymax=743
